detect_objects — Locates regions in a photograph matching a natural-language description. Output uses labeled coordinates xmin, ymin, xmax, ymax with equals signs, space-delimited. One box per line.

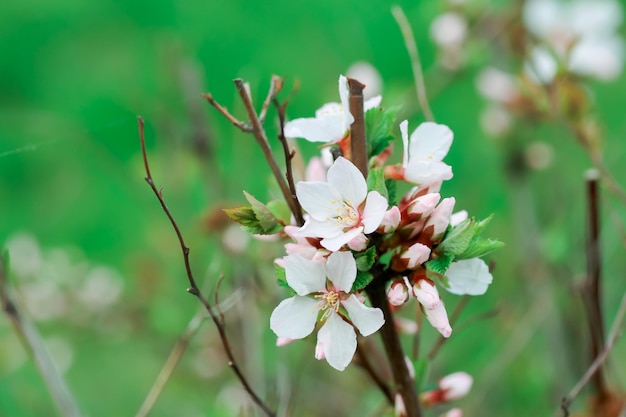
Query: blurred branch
xmin=391 ymin=5 xmax=435 ymax=122
xmin=137 ymin=117 xmax=276 ymax=417
xmin=0 ymin=253 xmax=83 ymax=417
xmin=356 ymin=340 xmax=394 ymax=405
xmin=561 ymin=292 xmax=626 ymax=416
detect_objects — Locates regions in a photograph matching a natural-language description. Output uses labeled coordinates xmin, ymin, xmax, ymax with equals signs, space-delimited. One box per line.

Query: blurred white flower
xmin=445 ymin=258 xmax=493 ymax=296
xmin=76 ymin=266 xmax=124 ymax=311
xmin=5 ymin=233 xmax=43 ymax=278
xmin=346 ymin=61 xmax=383 ymax=99
xmin=430 ymin=12 xmax=468 ymax=48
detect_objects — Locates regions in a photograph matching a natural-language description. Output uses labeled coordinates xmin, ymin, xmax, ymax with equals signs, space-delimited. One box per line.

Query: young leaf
xmin=438 ymin=218 xmax=475 ymax=256
xmin=243 ymin=191 xmax=282 ymax=234
xmin=365 ymin=106 xmax=399 ymax=158
xmin=267 ymin=200 xmax=291 ymax=225
xmin=354 ymin=246 xmax=377 ymax=271
xmin=224 ymin=206 xmax=266 ymax=235
xmin=275 ymin=264 xmax=290 ymax=288
xmin=457 ymin=239 xmax=505 ymax=260
xmin=352 ymin=270 xmax=375 ymax=291
xmin=425 ymin=252 xmax=455 ymax=276
xmin=367 ymin=167 xmax=388 ymax=200
xmin=385 ymin=178 xmax=398 ymax=207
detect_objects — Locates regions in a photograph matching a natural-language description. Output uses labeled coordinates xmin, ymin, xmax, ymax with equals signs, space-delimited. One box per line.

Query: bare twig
xmin=232 ymin=78 xmax=305 ymax=226
xmin=347 ymin=78 xmax=368 ymax=177
xmin=259 ymin=75 xmax=283 ymax=124
xmin=391 ymin=5 xmax=435 ymax=122
xmin=0 ymin=253 xmax=82 ymax=417
xmin=561 ymin=292 xmax=626 ymax=416
xmin=202 ymin=93 xmax=251 ymax=132
xmin=137 ymin=117 xmax=276 ymax=417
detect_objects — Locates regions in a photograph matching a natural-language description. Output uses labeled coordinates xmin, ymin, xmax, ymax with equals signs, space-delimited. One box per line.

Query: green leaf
xmin=352 ymin=270 xmax=374 ymax=291
xmin=425 ymin=252 xmax=455 ymax=276
xmin=223 ymin=206 xmax=266 ymax=235
xmin=244 ymin=191 xmax=281 ymax=234
xmin=367 ymin=167 xmax=388 ymax=200
xmin=438 ymin=218 xmax=475 ymax=256
xmin=365 ymin=106 xmax=400 ymax=158
xmin=354 ymin=246 xmax=377 ymax=272
xmin=275 ymin=264 xmax=290 ymax=288
xmin=385 ymin=178 xmax=398 ymax=207
xmin=266 ymin=200 xmax=291 ymax=225
xmin=457 ymin=239 xmax=505 ymax=260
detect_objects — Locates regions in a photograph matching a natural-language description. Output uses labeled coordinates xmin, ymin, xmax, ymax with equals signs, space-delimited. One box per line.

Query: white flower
xmin=439 ymin=372 xmax=473 ymax=400
xmin=284 ymin=75 xmax=382 ymax=143
xmin=399 ymin=120 xmax=454 ymax=186
xmin=269 ymin=252 xmax=384 ymax=371
xmin=444 ymin=258 xmax=493 ymax=295
xmin=295 ymin=157 xmax=388 ymax=251
xmin=523 ymin=0 xmax=624 ymax=81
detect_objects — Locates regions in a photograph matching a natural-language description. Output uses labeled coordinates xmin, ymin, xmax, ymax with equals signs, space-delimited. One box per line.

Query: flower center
xmin=330 ymin=199 xmax=359 ymax=227
xmin=315 ymin=290 xmax=341 ymax=320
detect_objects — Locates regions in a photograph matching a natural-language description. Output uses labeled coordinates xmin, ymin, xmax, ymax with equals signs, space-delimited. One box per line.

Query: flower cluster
xmin=226 ymin=75 xmax=500 ymax=372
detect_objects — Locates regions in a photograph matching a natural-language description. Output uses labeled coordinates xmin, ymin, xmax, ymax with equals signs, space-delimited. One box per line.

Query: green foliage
xmin=266 ymin=200 xmax=291 ymax=225
xmin=366 ymin=167 xmax=389 ymax=200
xmin=378 ymin=246 xmax=401 ymax=269
xmin=275 ymin=264 xmax=289 ymax=288
xmin=365 ymin=106 xmax=399 ymax=158
xmin=352 ymin=270 xmax=374 ymax=291
xmin=438 ymin=214 xmax=503 ymax=261
xmin=425 ymin=252 xmax=455 ymax=276
xmin=354 ymin=246 xmax=376 ymax=271
xmin=385 ymin=178 xmax=398 ymax=207
xmin=224 ymin=192 xmax=283 ymax=235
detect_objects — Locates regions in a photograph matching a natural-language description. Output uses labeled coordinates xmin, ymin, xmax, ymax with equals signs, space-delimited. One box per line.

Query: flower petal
xmin=342 ymin=294 xmax=385 ymax=336
xmin=364 ymin=95 xmax=382 ymax=110
xmin=294 ymin=216 xmax=343 ymax=239
xmin=270 ymin=296 xmax=319 ymax=339
xmin=317 ymin=311 xmax=357 ymax=371
xmin=338 ymin=75 xmax=355 ymax=131
xmin=296 ymin=181 xmax=343 ymax=221
xmin=321 ymin=226 xmax=363 ymax=252
xmin=362 ymin=191 xmax=388 ymax=233
xmin=404 ymin=160 xmax=453 ymax=186
xmin=444 ymin=258 xmax=493 ymax=295
xmin=408 ymin=122 xmax=453 ymax=162
xmin=327 ymin=157 xmax=367 ymax=207
xmin=325 ymin=251 xmax=357 ymax=292
xmin=284 ymin=115 xmax=345 ymax=143
xmin=284 ymin=254 xmax=327 ymax=295
xmin=400 ymin=120 xmax=409 ymax=167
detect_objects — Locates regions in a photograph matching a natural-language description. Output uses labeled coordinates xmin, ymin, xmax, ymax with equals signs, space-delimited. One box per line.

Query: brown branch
xmin=582 ymin=169 xmax=608 ymax=400
xmin=232 ymin=78 xmax=305 ymax=226
xmin=259 ymin=75 xmax=283 ymax=124
xmin=274 ymin=96 xmax=304 ymax=224
xmin=0 ymin=253 xmax=83 ymax=417
xmin=366 ymin=276 xmax=423 ymax=417
xmin=561 ymin=292 xmax=626 ymax=416
xmin=391 ymin=5 xmax=435 ymax=122
xmin=348 ymin=78 xmax=368 ymax=177
xmin=137 ymin=117 xmax=276 ymax=417
xmin=202 ymin=93 xmax=251 ymax=132
xmin=356 ymin=340 xmax=395 ymax=405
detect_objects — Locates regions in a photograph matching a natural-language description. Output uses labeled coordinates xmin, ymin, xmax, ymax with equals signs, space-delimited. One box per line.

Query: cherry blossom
xmin=445 ymin=258 xmax=493 ymax=296
xmin=294 ymin=157 xmax=389 ymax=251
xmin=284 ymin=75 xmax=382 ymax=143
xmin=269 ymin=252 xmax=384 ymax=371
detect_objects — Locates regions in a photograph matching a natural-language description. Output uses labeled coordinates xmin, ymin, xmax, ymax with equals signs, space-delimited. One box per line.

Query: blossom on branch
xmin=269 ymin=251 xmax=384 ymax=371
xmin=294 ymin=157 xmax=389 ymax=251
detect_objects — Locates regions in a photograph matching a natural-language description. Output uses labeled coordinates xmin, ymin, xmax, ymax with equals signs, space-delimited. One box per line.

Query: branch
xmin=356 ymin=340 xmax=395 ymax=405
xmin=232 ymin=78 xmax=305 ymax=226
xmin=137 ymin=117 xmax=276 ymax=417
xmin=561 ymin=292 xmax=626 ymax=416
xmin=202 ymin=93 xmax=251 ymax=132
xmin=348 ymin=78 xmax=368 ymax=177
xmin=391 ymin=5 xmax=435 ymax=122
xmin=0 ymin=253 xmax=83 ymax=417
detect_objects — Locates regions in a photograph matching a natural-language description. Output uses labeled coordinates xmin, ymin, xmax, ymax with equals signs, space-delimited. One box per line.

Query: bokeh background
xmin=1 ymin=0 xmax=625 ymax=416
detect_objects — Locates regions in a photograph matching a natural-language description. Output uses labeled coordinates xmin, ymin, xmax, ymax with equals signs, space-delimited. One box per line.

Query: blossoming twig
xmin=392 ymin=5 xmax=435 ymax=122
xmin=137 ymin=117 xmax=276 ymax=417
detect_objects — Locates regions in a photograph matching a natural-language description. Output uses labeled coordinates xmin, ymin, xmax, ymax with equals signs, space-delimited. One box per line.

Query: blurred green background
xmin=2 ymin=0 xmax=626 ymax=416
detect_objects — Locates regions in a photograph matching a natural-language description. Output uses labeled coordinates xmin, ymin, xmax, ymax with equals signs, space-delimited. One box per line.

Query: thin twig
xmin=0 ymin=253 xmax=83 ymax=417
xmin=202 ymin=93 xmax=251 ymax=132
xmin=392 ymin=5 xmax=435 ymax=122
xmin=561 ymin=292 xmax=626 ymax=416
xmin=232 ymin=78 xmax=305 ymax=226
xmin=274 ymin=96 xmax=304 ymax=224
xmin=259 ymin=75 xmax=283 ymax=124
xmin=137 ymin=117 xmax=276 ymax=417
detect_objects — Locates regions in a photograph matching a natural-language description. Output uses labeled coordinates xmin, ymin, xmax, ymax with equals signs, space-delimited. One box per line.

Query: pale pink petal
xmin=440 ymin=372 xmax=473 ymax=400
xmin=284 ymin=254 xmax=327 ymax=295
xmin=296 ymin=181 xmax=342 ymax=221
xmin=325 ymin=251 xmax=357 ymax=293
xmin=407 ymin=193 xmax=441 ymax=220
xmin=424 ymin=300 xmax=452 ymax=338
xmin=327 ymin=157 xmax=367 ymax=207
xmin=364 ymin=95 xmax=382 ymax=110
xmin=362 ymin=191 xmax=388 ymax=234
xmin=395 ymin=394 xmax=407 ymax=417
xmin=445 ymin=258 xmax=493 ymax=296
xmin=379 ymin=206 xmax=401 ymax=233
xmin=338 ymin=75 xmax=355 ymax=130
xmin=413 ymin=279 xmax=440 ymax=310
xmin=320 ymin=227 xmax=364 ymax=252
xmin=305 ymin=157 xmax=327 ymax=182
xmin=342 ymin=294 xmax=385 ymax=336
xmin=408 ymin=122 xmax=453 ymax=162
xmin=318 ymin=312 xmax=357 ymax=371
xmin=270 ymin=296 xmax=319 ymax=339
xmin=387 ymin=281 xmax=409 ymax=306
xmin=314 ymin=339 xmax=325 ymax=360
xmin=347 ymin=233 xmax=369 ymax=251
xmin=400 ymin=243 xmax=431 ymax=269
xmin=425 ymin=197 xmax=456 ymax=240
xmin=450 ymin=210 xmax=468 ymax=227
xmin=276 ymin=337 xmax=295 ymax=347
xmin=404 ymin=160 xmax=453 ymax=186
xmin=400 ymin=120 xmax=409 ymax=167
xmin=294 ymin=216 xmax=343 ymax=239
xmin=284 ymin=115 xmax=344 ymax=143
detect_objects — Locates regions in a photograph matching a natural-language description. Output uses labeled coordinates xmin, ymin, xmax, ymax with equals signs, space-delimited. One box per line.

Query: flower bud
xmin=395 ymin=317 xmax=419 ymax=334
xmin=424 ymin=197 xmax=455 ymax=242
xmin=315 ymin=340 xmax=326 ymax=360
xmin=424 ymin=299 xmax=452 ymax=338
xmin=387 ymin=280 xmax=409 ymax=306
xmin=395 ymin=394 xmax=407 ymax=417
xmin=276 ymin=337 xmax=295 ymax=347
xmin=393 ymin=243 xmax=431 ymax=271
xmin=406 ymin=193 xmax=440 ymax=221
xmin=413 ymin=279 xmax=440 ymax=310
xmin=439 ymin=372 xmax=473 ymax=401
xmin=379 ymin=206 xmax=401 ymax=233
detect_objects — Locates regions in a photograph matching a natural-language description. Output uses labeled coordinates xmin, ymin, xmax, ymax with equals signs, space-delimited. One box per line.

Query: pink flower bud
xmin=379 ymin=206 xmax=401 ymax=233
xmin=305 ymin=157 xmax=327 ymax=181
xmin=347 ymin=233 xmax=369 ymax=251
xmin=424 ymin=300 xmax=452 ymax=338
xmin=440 ymin=408 xmax=463 ymax=417
xmin=424 ymin=197 xmax=456 ymax=241
xmin=407 ymin=192 xmax=440 ymax=220
xmin=387 ymin=281 xmax=409 ymax=306
xmin=395 ymin=317 xmax=419 ymax=334
xmin=276 ymin=337 xmax=295 ymax=347
xmin=413 ymin=279 xmax=440 ymax=310
xmin=395 ymin=394 xmax=407 ymax=417
xmin=395 ymin=243 xmax=431 ymax=270
xmin=315 ymin=340 xmax=325 ymax=360
xmin=439 ymin=372 xmax=473 ymax=401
